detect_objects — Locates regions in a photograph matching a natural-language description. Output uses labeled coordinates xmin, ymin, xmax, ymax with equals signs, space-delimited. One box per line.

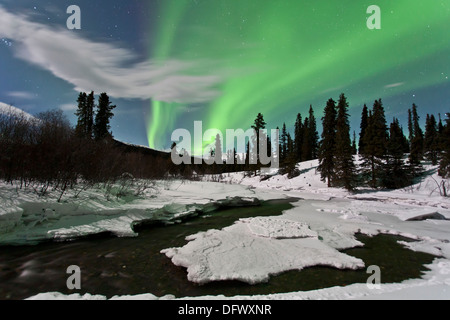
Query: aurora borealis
xmin=145 ymin=0 xmax=449 ymax=151
xmin=0 ymin=1 xmax=449 ymax=151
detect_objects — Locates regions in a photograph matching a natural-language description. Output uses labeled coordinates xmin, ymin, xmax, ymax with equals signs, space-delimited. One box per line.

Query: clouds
xmin=384 ymin=82 xmax=405 ymax=89
xmin=0 ymin=6 xmax=222 ymax=104
xmin=7 ymin=91 xmax=35 ymax=100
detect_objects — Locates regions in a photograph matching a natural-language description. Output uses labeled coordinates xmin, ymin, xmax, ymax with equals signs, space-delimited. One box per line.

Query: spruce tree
xmin=86 ymin=91 xmax=95 ymax=139
xmin=424 ymin=114 xmax=439 ymax=165
xmin=283 ymin=132 xmax=298 ymax=178
xmin=361 ymin=99 xmax=388 ymax=188
xmin=383 ymin=118 xmax=411 ymax=189
xmin=299 ymin=106 xmax=319 ymax=162
xmin=333 ymin=93 xmax=357 ymax=191
xmin=308 ymin=106 xmax=319 ymax=159
xmin=301 ymin=117 xmax=310 ymax=161
xmin=438 ymin=113 xmax=450 ymax=178
xmin=280 ymin=123 xmax=288 ymax=164
xmin=75 ymin=92 xmax=88 ymax=137
xmin=408 ymin=109 xmax=413 ymax=146
xmin=75 ymin=91 xmax=96 ymax=139
xmin=251 ymin=113 xmax=266 ymax=166
xmin=318 ymin=98 xmax=337 ymax=187
xmin=294 ymin=113 xmax=303 ymax=162
xmin=359 ymin=104 xmax=369 ymax=155
xmin=400 ymin=125 xmax=410 ymax=153
xmin=409 ymin=104 xmax=424 ymax=174
xmin=437 ymin=114 xmax=445 ymax=153
xmin=94 ymin=93 xmax=116 ymax=141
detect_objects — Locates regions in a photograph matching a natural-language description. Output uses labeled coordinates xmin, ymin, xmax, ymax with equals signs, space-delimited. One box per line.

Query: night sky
xmin=0 ymin=0 xmax=449 ymax=151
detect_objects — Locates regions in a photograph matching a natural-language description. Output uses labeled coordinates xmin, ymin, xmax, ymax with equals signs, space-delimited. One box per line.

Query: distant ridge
xmin=0 ymin=102 xmax=35 ymax=121
xmin=113 ymin=139 xmax=171 ymax=159
xmin=113 ymin=139 xmax=204 ymax=165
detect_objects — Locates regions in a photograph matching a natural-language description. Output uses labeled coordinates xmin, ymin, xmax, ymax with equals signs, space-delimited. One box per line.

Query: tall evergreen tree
xmin=408 ymin=109 xmax=413 ymax=146
xmin=280 ymin=123 xmax=288 ymax=164
xmin=333 ymin=93 xmax=357 ymax=191
xmin=438 ymin=113 xmax=450 ymax=178
xmin=251 ymin=113 xmax=266 ymax=168
xmin=94 ymin=93 xmax=116 ymax=141
xmin=282 ymin=132 xmax=298 ymax=178
xmin=382 ymin=118 xmax=411 ymax=189
xmin=252 ymin=113 xmax=266 ymax=132
xmin=75 ymin=92 xmax=88 ymax=137
xmin=86 ymin=91 xmax=95 ymax=139
xmin=299 ymin=106 xmax=320 ymax=161
xmin=437 ymin=114 xmax=445 ymax=153
xmin=318 ymin=98 xmax=337 ymax=187
xmin=308 ymin=106 xmax=319 ymax=159
xmin=301 ymin=117 xmax=310 ymax=161
xmin=409 ymin=104 xmax=424 ymax=174
xmin=359 ymin=104 xmax=369 ymax=155
xmin=400 ymin=124 xmax=410 ymax=154
xmin=294 ymin=113 xmax=303 ymax=162
xmin=75 ymin=91 xmax=95 ymax=139
xmin=361 ymin=99 xmax=388 ymax=188
xmin=424 ymin=114 xmax=439 ymax=165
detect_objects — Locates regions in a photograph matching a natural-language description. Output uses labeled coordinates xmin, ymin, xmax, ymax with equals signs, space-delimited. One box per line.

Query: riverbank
xmin=1 ymin=159 xmax=450 ymax=300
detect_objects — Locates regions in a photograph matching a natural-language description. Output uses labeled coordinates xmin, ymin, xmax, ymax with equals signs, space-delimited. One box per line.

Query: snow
xmin=0 ymin=102 xmax=35 ymax=121
xmin=161 ymin=218 xmax=364 ymax=284
xmin=240 ymin=217 xmax=318 ymax=239
xmin=158 ymin=160 xmax=450 ymax=297
xmin=0 ymin=180 xmax=281 ymax=245
xmin=27 ymin=259 xmax=450 ymax=301
xmin=26 ymin=292 xmax=108 ymax=300
xmin=2 ymin=158 xmax=450 ymax=300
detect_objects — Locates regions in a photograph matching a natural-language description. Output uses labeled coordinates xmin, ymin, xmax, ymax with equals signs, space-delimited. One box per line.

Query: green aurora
xmin=146 ymin=0 xmax=449 ymax=151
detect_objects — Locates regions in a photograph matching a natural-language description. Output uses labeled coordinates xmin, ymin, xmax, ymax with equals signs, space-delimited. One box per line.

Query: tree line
xmin=316 ymin=94 xmax=449 ymax=191
xmin=215 ymin=93 xmax=449 ymax=193
xmin=1 ymin=90 xmax=448 ymax=195
xmin=0 ymin=92 xmax=169 ymax=197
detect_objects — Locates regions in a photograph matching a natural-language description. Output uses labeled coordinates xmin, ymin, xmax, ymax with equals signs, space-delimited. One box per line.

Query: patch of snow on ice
xmin=162 ymin=220 xmax=365 ymax=285
xmin=239 ymin=217 xmax=318 ymax=239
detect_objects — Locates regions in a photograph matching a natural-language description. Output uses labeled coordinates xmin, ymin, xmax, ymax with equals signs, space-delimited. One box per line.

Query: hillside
xmin=113 ymin=140 xmax=171 ymax=160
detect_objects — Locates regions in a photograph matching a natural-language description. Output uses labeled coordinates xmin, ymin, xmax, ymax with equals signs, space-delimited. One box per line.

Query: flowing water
xmin=0 ymin=199 xmax=437 ymax=300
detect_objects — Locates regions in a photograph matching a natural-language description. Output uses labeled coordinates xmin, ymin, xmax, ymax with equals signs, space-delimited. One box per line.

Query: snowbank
xmin=240 ymin=217 xmax=318 ymax=239
xmin=27 ymin=258 xmax=450 ymax=300
xmin=0 ymin=180 xmax=282 ymax=245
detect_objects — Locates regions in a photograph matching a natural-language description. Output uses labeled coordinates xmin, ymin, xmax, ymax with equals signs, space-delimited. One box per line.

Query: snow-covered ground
xmin=2 ymin=159 xmax=450 ymax=300
xmin=0 ymin=180 xmax=280 ymax=245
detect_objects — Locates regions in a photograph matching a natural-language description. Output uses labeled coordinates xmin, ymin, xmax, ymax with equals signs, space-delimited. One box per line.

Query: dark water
xmin=0 ymin=199 xmax=437 ymax=300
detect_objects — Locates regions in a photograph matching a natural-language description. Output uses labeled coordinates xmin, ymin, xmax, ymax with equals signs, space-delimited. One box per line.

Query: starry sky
xmin=0 ymin=0 xmax=449 ymax=152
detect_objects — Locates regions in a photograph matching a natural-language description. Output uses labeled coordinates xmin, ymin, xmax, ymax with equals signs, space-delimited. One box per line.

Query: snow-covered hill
xmin=0 ymin=102 xmax=35 ymax=121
